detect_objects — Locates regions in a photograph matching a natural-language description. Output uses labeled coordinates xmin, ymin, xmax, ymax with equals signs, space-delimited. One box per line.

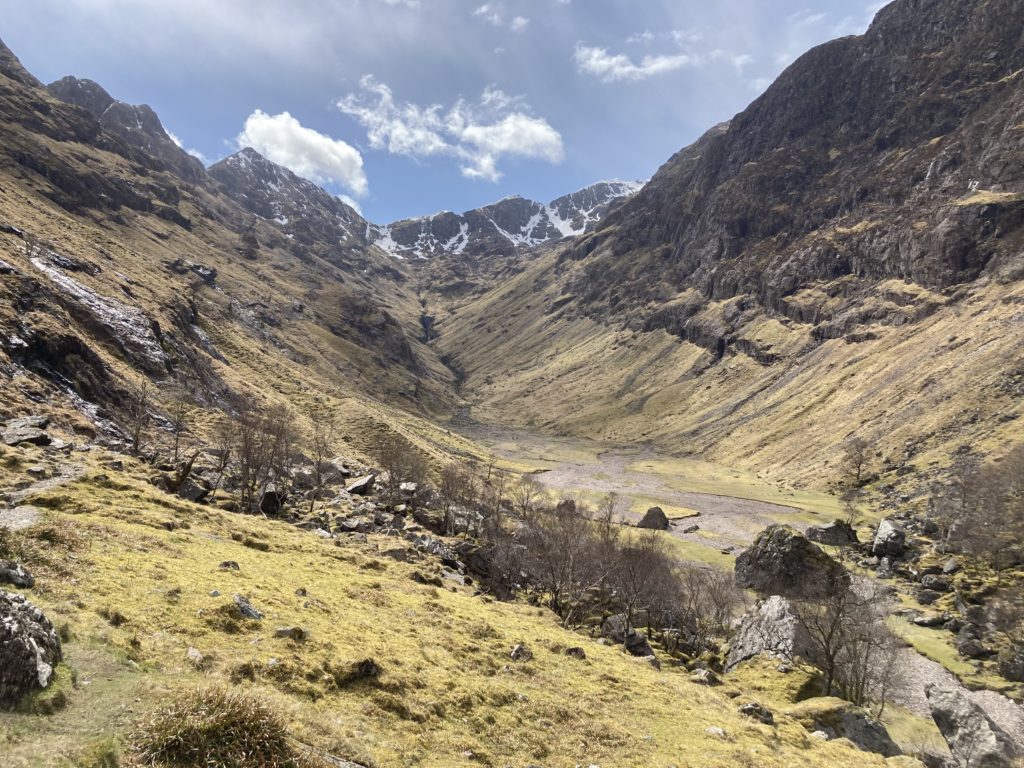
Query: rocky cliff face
xmin=569 ymin=0 xmax=1024 ymax=352
xmin=208 ymin=148 xmax=380 ymax=273
xmin=371 ymin=180 xmax=643 ymax=261
xmin=46 ymin=75 xmax=205 ymax=183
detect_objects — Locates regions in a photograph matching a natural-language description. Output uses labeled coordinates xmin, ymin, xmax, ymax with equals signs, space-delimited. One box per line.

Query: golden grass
xmin=0 ymin=468 xmax=893 ymax=768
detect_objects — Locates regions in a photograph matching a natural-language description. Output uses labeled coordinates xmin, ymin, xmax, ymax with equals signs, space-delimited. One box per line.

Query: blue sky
xmin=1 ymin=0 xmax=884 ymax=223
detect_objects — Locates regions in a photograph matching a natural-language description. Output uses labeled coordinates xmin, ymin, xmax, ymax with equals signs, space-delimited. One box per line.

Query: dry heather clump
xmin=127 ymin=687 xmax=330 ymax=768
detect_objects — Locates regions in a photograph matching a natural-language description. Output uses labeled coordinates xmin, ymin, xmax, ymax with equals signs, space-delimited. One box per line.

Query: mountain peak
xmin=371 ymin=179 xmax=645 ymax=260
xmin=45 ymin=74 xmax=205 ymax=182
xmin=0 ymin=37 xmax=43 ymax=88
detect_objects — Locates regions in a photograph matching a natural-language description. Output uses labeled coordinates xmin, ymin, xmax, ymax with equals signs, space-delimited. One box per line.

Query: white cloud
xmin=472 ymin=3 xmax=528 ymax=31
xmin=237 ymin=110 xmax=367 ymax=196
xmin=473 ymin=3 xmax=503 ymax=26
xmin=337 ymin=77 xmax=563 ymax=182
xmin=626 ymin=30 xmax=654 ymax=44
xmin=574 ymin=44 xmax=698 ymax=83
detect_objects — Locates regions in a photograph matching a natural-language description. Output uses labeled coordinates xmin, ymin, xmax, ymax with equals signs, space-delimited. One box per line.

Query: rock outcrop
xmin=735 ymin=525 xmax=849 ymax=598
xmin=925 ymin=684 xmax=1020 ymax=767
xmin=0 ymin=590 xmax=63 ymax=708
xmin=726 ymin=595 xmax=810 ymax=670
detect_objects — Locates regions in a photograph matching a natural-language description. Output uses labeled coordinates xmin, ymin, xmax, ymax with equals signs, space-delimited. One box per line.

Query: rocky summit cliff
xmin=570 ymin=0 xmax=1024 ymax=334
xmin=370 ymin=180 xmax=642 ymax=261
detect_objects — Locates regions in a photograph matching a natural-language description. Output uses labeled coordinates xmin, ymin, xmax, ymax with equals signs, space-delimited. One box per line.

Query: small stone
xmin=564 ymin=647 xmax=587 ymax=660
xmin=274 ymin=626 xmax=307 ymax=641
xmin=704 ymin=727 xmax=727 ymax=739
xmin=218 ymin=561 xmax=240 ymax=571
xmin=185 ymin=647 xmax=205 ymax=666
xmin=209 ymin=590 xmax=221 ymax=597
xmin=689 ymin=668 xmax=722 ymax=686
xmin=510 ymin=643 xmax=533 ymax=661
xmin=232 ymin=594 xmax=262 ymax=620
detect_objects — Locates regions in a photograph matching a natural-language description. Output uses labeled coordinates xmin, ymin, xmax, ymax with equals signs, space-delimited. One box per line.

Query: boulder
xmin=786 ymin=697 xmax=901 ymax=757
xmin=2 ymin=425 xmax=51 ymax=447
xmin=177 ymin=478 xmax=210 ymax=504
xmin=564 ymin=647 xmax=587 ymax=660
xmin=872 ymin=518 xmax=907 ymax=558
xmin=726 ymin=595 xmax=811 ymax=670
xmin=637 ymin=506 xmax=671 ymax=530
xmin=734 ymin=525 xmax=849 ymax=598
xmin=0 ymin=561 xmax=34 ymax=589
xmin=689 ymin=668 xmax=722 ymax=686
xmin=399 ymin=482 xmax=418 ymax=498
xmin=345 ymin=474 xmax=376 ymax=496
xmin=738 ymin=701 xmax=774 ymax=725
xmin=0 ymin=590 xmax=62 ymax=707
xmin=921 ymin=575 xmax=950 ymax=592
xmin=997 ymin=643 xmax=1024 ymax=683
xmin=624 ymin=630 xmax=655 ymax=658
xmin=259 ymin=487 xmax=284 ymax=515
xmin=805 ymin=519 xmax=859 ymax=546
xmin=926 ymin=684 xmax=1020 ymax=767
xmin=232 ymin=594 xmax=263 ymax=620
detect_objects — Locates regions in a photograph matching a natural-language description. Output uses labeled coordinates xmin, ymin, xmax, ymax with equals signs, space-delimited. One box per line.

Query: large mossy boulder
xmin=0 ymin=590 xmax=63 ymax=708
xmin=735 ymin=524 xmax=849 ymax=599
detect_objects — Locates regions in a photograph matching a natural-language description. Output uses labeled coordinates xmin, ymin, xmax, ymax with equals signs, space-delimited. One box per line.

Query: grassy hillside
xmin=432 ymin=244 xmax=1024 ymax=488
xmin=0 ymin=455 xmax=901 ymax=768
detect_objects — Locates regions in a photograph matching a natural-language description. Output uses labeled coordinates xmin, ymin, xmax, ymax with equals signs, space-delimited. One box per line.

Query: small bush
xmin=127 ymin=687 xmax=329 ymax=767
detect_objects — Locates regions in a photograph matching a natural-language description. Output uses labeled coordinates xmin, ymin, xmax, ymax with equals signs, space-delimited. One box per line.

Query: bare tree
xmin=841 ymin=436 xmax=871 ymax=487
xmin=439 ymin=462 xmax=470 ymax=534
xmin=509 ymin=474 xmax=544 ymax=522
xmin=166 ymin=385 xmax=191 ymax=464
xmin=609 ymin=529 xmax=672 ymax=637
xmin=309 ymin=418 xmax=336 ymax=514
xmin=792 ymin=580 xmax=904 ymax=713
xmin=376 ymin=433 xmax=429 ymax=504
xmin=125 ymin=380 xmax=153 ymax=456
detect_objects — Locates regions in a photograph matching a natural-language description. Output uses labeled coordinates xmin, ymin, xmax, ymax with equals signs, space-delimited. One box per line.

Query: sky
xmin=0 ymin=0 xmax=885 ymax=223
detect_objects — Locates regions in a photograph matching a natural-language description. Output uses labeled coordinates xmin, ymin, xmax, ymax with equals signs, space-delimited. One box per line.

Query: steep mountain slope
xmin=435 ymin=0 xmax=1024 ymax=486
xmin=371 ymin=180 xmax=642 ymax=261
xmin=0 ymin=39 xmax=458 ymax=464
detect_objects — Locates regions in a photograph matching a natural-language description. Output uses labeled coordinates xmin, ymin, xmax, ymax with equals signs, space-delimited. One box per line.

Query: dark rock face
xmin=735 ymin=525 xmax=849 ymax=598
xmin=926 ymin=684 xmax=1020 ymax=767
xmin=637 ymin=506 xmax=671 ymax=530
xmin=805 ymin=520 xmax=859 ymax=546
xmin=566 ymin=0 xmax=1024 ymax=363
xmin=0 ymin=590 xmax=63 ymax=708
xmin=208 ymin=148 xmax=368 ymax=268
xmin=46 ymin=76 xmax=205 ymax=183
